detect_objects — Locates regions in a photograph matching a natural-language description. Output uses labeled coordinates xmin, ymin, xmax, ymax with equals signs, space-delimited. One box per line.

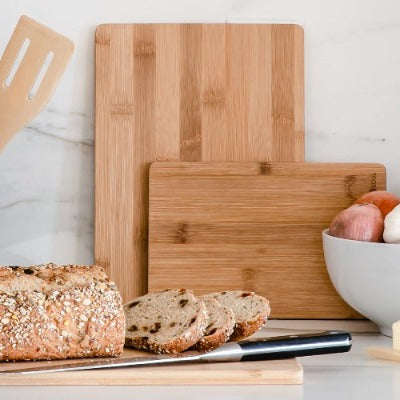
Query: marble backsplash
xmin=0 ymin=0 xmax=399 ymax=265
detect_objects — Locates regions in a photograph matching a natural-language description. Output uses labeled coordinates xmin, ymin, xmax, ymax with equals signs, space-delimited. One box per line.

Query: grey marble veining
xmin=0 ymin=0 xmax=399 ymax=265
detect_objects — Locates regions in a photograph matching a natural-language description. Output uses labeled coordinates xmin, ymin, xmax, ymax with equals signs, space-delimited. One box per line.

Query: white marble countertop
xmin=1 ymin=320 xmax=399 ymax=399
xmin=1 ymin=2 xmax=400 ymax=397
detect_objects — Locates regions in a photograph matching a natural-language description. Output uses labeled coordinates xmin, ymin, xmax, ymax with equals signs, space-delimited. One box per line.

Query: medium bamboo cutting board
xmin=0 ymin=348 xmax=302 ymax=385
xmin=148 ymin=162 xmax=386 ymax=319
xmin=95 ymin=23 xmax=304 ymax=302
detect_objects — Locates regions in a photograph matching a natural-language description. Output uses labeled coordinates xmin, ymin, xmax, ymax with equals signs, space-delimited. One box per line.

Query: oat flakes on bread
xmin=124 ymin=289 xmax=209 ymax=354
xmin=208 ymin=291 xmax=270 ymax=341
xmin=0 ymin=263 xmax=125 ymax=361
xmin=191 ymin=296 xmax=235 ymax=351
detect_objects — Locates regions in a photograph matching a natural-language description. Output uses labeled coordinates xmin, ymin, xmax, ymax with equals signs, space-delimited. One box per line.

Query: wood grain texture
xmin=365 ymin=347 xmax=400 ymax=362
xmin=148 ymin=162 xmax=386 ymax=319
xmin=0 ymin=15 xmax=74 ymax=151
xmin=0 ymin=348 xmax=302 ymax=385
xmin=95 ymin=24 xmax=305 ymax=302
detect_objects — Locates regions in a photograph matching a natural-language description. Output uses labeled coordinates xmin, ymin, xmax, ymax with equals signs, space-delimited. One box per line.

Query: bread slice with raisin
xmin=208 ymin=291 xmax=270 ymax=341
xmin=124 ymin=289 xmax=208 ymax=354
xmin=191 ymin=296 xmax=235 ymax=351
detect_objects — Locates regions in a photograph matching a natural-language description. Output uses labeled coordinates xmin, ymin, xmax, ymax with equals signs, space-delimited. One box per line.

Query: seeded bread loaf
xmin=208 ymin=291 xmax=270 ymax=341
xmin=191 ymin=296 xmax=235 ymax=351
xmin=124 ymin=289 xmax=208 ymax=354
xmin=0 ymin=263 xmax=125 ymax=361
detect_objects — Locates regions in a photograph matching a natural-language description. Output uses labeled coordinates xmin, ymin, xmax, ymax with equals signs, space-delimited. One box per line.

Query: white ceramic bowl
xmin=322 ymin=229 xmax=400 ymax=336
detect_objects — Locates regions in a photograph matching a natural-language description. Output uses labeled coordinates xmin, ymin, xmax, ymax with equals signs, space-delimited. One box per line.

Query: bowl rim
xmin=322 ymin=228 xmax=400 ymax=248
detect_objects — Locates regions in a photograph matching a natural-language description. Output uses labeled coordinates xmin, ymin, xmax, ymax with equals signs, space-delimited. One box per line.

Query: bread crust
xmin=209 ymin=291 xmax=271 ymax=342
xmin=124 ymin=289 xmax=209 ymax=354
xmin=229 ymin=307 xmax=270 ymax=341
xmin=0 ymin=264 xmax=125 ymax=361
xmin=192 ymin=298 xmax=235 ymax=351
xmin=192 ymin=323 xmax=233 ymax=351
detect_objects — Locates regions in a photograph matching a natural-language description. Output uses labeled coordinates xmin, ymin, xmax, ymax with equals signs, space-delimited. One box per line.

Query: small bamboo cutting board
xmin=148 ymin=162 xmax=386 ymax=319
xmin=95 ymin=23 xmax=304 ymax=302
xmin=0 ymin=348 xmax=302 ymax=385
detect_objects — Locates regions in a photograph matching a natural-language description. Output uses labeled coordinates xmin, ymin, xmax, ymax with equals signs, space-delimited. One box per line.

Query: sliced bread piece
xmin=124 ymin=289 xmax=208 ymax=354
xmin=208 ymin=291 xmax=270 ymax=341
xmin=191 ymin=296 xmax=235 ymax=351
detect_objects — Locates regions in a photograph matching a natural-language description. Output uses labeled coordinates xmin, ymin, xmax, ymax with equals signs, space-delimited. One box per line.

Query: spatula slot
xmin=4 ymin=38 xmax=30 ymax=87
xmin=0 ymin=15 xmax=74 ymax=153
xmin=28 ymin=51 xmax=54 ymax=100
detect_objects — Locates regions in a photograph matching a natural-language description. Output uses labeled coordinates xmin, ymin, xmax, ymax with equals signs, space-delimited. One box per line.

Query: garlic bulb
xmin=383 ymin=204 xmax=400 ymax=244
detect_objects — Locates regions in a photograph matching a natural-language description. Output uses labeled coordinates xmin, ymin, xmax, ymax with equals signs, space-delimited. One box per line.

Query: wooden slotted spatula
xmin=0 ymin=15 xmax=74 ymax=151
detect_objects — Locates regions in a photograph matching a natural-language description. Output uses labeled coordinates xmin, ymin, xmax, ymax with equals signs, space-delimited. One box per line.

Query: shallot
xmin=329 ymin=203 xmax=384 ymax=242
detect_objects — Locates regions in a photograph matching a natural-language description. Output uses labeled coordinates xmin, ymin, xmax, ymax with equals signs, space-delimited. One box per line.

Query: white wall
xmin=0 ymin=0 xmax=399 ymax=265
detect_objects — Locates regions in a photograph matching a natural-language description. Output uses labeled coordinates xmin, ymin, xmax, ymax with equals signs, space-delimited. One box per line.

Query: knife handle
xmin=238 ymin=330 xmax=352 ymax=361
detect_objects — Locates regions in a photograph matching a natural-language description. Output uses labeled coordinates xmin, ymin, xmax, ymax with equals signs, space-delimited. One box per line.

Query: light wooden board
xmin=95 ymin=23 xmax=304 ymax=302
xmin=366 ymin=347 xmax=400 ymax=362
xmin=148 ymin=162 xmax=386 ymax=319
xmin=0 ymin=348 xmax=302 ymax=385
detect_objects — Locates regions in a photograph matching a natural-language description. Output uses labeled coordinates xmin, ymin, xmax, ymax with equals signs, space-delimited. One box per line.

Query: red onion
xmin=329 ymin=203 xmax=384 ymax=242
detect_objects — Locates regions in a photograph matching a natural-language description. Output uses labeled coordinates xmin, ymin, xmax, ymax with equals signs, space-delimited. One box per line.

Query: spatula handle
xmin=238 ymin=330 xmax=352 ymax=361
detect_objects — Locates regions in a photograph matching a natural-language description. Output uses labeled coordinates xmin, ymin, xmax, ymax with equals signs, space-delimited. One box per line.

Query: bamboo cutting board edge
xmin=0 ymin=348 xmax=303 ymax=385
xmin=148 ymin=162 xmax=386 ymax=319
xmin=94 ymin=23 xmax=305 ymax=303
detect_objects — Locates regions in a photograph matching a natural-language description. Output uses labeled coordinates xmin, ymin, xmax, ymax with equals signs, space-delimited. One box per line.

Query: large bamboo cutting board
xmin=95 ymin=23 xmax=304 ymax=302
xmin=0 ymin=348 xmax=302 ymax=385
xmin=148 ymin=162 xmax=386 ymax=319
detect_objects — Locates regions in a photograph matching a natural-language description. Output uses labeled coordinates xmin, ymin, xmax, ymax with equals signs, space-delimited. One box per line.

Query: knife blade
xmin=0 ymin=330 xmax=352 ymax=374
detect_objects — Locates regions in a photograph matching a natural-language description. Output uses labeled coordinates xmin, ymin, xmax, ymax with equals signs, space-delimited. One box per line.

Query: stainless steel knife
xmin=1 ymin=330 xmax=352 ymax=374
